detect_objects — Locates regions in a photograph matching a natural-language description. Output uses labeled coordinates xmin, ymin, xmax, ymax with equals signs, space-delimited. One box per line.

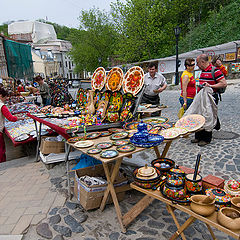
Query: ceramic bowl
xmin=217 ymin=207 xmax=240 ymax=230
xmin=151 ymin=158 xmax=175 ymax=176
xmin=190 ymin=195 xmax=215 ymax=216
xmin=186 ymin=174 xmax=203 ymax=194
xmin=231 ymin=197 xmax=240 ymax=211
xmin=133 ymin=167 xmax=161 ymax=189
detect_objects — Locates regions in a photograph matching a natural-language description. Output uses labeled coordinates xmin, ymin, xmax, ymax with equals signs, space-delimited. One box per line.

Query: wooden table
xmin=67 ymin=135 xmax=173 ymax=233
xmin=123 ymin=183 xmax=240 ymax=239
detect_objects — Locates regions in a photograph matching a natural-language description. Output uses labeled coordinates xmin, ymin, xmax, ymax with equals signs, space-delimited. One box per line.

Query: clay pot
xmin=151 ymin=158 xmax=175 ymax=176
xmin=186 ymin=173 xmax=203 ymax=194
xmin=217 ymin=207 xmax=240 ymax=230
xmin=231 ymin=197 xmax=240 ymax=211
xmin=224 ymin=180 xmax=240 ymax=197
xmin=190 ymin=195 xmax=215 ymax=216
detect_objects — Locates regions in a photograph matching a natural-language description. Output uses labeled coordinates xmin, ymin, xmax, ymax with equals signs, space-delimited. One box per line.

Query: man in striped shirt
xmin=192 ymin=54 xmax=227 ymax=146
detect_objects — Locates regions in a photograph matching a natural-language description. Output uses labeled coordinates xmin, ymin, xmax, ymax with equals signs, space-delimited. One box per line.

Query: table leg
xmin=160 ymin=141 xmax=172 ymax=158
xmin=169 ymin=216 xmax=196 ymax=240
xmin=100 ymin=160 xmax=126 ymax=232
xmin=166 ymin=205 xmax=187 ymax=240
xmin=64 ymin=143 xmax=71 ymax=198
xmin=35 ymin=121 xmax=42 ymax=162
xmin=206 ymin=224 xmax=217 ymax=240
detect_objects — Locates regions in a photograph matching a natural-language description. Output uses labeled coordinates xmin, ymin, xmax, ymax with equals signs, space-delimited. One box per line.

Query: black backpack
xmin=211 ymin=66 xmax=226 ymax=94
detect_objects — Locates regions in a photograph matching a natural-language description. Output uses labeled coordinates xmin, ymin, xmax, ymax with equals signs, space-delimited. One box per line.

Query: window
xmin=65 ymin=61 xmax=67 ymax=68
xmin=69 ymin=61 xmax=71 ymax=70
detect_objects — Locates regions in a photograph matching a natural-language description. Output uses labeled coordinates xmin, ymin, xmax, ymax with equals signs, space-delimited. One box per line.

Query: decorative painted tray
xmin=67 ymin=136 xmax=85 ymax=144
xmin=116 ymin=144 xmax=136 ymax=153
xmin=15 ymin=134 xmax=30 ymax=142
xmin=74 ymin=140 xmax=94 ymax=148
xmin=110 ymin=131 xmax=129 ymax=140
xmin=91 ymin=67 xmax=106 ymax=91
xmin=95 ymin=142 xmax=113 ymax=149
xmin=86 ymin=132 xmax=101 ymax=139
xmin=122 ymin=66 xmax=144 ymax=96
xmin=106 ymin=67 xmax=123 ymax=92
xmin=100 ymin=149 xmax=119 ymax=158
xmin=125 ymin=121 xmax=153 ymax=131
xmin=100 ymin=131 xmax=112 ymax=137
xmin=170 ymin=127 xmax=188 ymax=136
xmin=158 ymin=122 xmax=174 ymax=129
xmin=87 ymin=147 xmax=102 ymax=154
xmin=108 ymin=128 xmax=125 ymax=133
xmin=175 ymin=114 xmax=205 ymax=132
xmin=113 ymin=139 xmax=130 ymax=146
xmin=130 ymin=134 xmax=164 ymax=148
xmin=149 ymin=126 xmax=163 ymax=135
xmin=143 ymin=117 xmax=169 ymax=125
xmin=160 ymin=128 xmax=180 ymax=140
xmin=128 ymin=130 xmax=138 ymax=138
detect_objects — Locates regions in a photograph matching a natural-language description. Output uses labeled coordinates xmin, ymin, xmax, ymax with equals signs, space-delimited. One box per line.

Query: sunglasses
xmin=188 ymin=63 xmax=195 ymax=66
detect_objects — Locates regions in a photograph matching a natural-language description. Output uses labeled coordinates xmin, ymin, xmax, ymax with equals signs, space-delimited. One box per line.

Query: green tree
xmin=0 ymin=24 xmax=8 ymax=36
xmin=69 ymin=8 xmax=117 ymax=72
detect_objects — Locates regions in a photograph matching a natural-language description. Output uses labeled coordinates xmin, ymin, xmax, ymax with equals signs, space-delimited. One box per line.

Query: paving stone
xmin=147 ymin=219 xmax=164 ymax=229
xmin=124 ymin=230 xmax=137 ymax=235
xmin=49 ymin=214 xmax=61 ymax=226
xmin=84 ymin=238 xmax=95 ymax=240
xmin=72 ymin=210 xmax=88 ymax=223
xmin=136 ymin=214 xmax=149 ymax=222
xmin=53 ymin=225 xmax=72 ymax=238
xmin=58 ymin=208 xmax=69 ymax=216
xmin=53 ymin=235 xmax=64 ymax=240
xmin=226 ymin=165 xmax=236 ymax=171
xmin=109 ymin=232 xmax=120 ymax=240
xmin=64 ymin=215 xmax=85 ymax=233
xmin=135 ymin=238 xmax=155 ymax=240
xmin=137 ymin=226 xmax=158 ymax=235
xmin=49 ymin=207 xmax=59 ymax=215
xmin=162 ymin=231 xmax=171 ymax=239
xmin=36 ymin=223 xmax=53 ymax=239
xmin=50 ymin=177 xmax=63 ymax=185
xmin=167 ymin=225 xmax=178 ymax=233
xmin=162 ymin=217 xmax=174 ymax=224
xmin=65 ymin=201 xmax=80 ymax=210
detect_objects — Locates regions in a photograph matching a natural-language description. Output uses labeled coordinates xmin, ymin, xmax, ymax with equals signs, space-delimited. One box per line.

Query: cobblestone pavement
xmin=0 ymin=82 xmax=239 ymax=240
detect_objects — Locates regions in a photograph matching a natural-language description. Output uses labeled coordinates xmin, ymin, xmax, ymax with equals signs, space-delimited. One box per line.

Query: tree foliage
xmin=0 ymin=24 xmax=8 ymax=36
xmin=68 ymin=8 xmax=117 ymax=72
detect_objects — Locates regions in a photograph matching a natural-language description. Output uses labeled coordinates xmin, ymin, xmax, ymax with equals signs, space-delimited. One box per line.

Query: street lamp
xmin=174 ymin=26 xmax=181 ymax=85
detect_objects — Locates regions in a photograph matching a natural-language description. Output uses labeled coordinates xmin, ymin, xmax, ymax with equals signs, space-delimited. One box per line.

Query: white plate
xmin=74 ymin=140 xmax=94 ymax=148
xmin=15 ymin=134 xmax=30 ymax=142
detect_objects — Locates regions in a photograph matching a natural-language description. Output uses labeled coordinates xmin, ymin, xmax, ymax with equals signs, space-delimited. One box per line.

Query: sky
xmin=1 ymin=0 xmax=118 ymax=28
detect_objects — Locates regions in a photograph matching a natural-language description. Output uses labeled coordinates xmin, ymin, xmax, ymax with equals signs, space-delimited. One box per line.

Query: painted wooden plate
xmin=87 ymin=147 xmax=102 ymax=154
xmin=100 ymin=131 xmax=112 ymax=137
xmin=100 ymin=149 xmax=119 ymax=158
xmin=113 ymin=139 xmax=130 ymax=146
xmin=110 ymin=131 xmax=129 ymax=140
xmin=108 ymin=128 xmax=125 ymax=133
xmin=175 ymin=114 xmax=205 ymax=132
xmin=149 ymin=126 xmax=163 ymax=134
xmin=86 ymin=132 xmax=101 ymax=139
xmin=116 ymin=144 xmax=136 ymax=153
xmin=74 ymin=140 xmax=94 ymax=148
xmin=157 ymin=122 xmax=174 ymax=129
xmin=95 ymin=142 xmax=113 ymax=149
xmin=143 ymin=116 xmax=169 ymax=125
xmin=125 ymin=121 xmax=153 ymax=131
xmin=91 ymin=67 xmax=106 ymax=91
xmin=159 ymin=128 xmax=179 ymax=140
xmin=105 ymin=67 xmax=123 ymax=92
xmin=67 ymin=136 xmax=85 ymax=144
xmin=170 ymin=127 xmax=188 ymax=136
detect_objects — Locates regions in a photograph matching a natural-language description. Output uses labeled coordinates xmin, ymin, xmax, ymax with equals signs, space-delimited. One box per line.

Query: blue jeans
xmin=179 ymin=96 xmax=193 ymax=109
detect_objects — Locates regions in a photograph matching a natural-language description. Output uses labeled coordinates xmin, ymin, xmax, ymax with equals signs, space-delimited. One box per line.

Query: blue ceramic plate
xmin=130 ymin=134 xmax=164 ymax=148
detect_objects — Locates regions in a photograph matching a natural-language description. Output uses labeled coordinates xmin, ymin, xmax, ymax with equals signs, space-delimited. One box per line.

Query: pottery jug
xmin=133 ymin=122 xmax=149 ymax=143
xmin=87 ymin=90 xmax=95 ymax=115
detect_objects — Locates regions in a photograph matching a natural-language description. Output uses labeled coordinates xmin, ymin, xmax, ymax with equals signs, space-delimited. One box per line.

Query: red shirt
xmin=1 ymin=106 xmax=18 ymax=121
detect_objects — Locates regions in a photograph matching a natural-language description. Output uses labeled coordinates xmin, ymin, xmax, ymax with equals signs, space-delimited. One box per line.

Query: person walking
xmin=192 ymin=54 xmax=227 ymax=146
xmin=141 ymin=62 xmax=167 ymax=105
xmin=179 ymin=58 xmax=196 ymax=110
xmin=35 ymin=75 xmax=51 ymax=106
xmin=0 ymin=87 xmax=24 ymax=162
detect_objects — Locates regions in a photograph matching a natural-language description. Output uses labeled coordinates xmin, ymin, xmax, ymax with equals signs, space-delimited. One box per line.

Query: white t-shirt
xmin=144 ymin=72 xmax=167 ymax=96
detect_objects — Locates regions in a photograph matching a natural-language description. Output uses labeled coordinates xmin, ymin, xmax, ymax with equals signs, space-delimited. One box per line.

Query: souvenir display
xmin=160 ymin=128 xmax=180 ymax=140
xmin=14 ymin=133 xmax=30 ymax=142
xmin=100 ymin=149 xmax=119 ymax=158
xmin=117 ymin=144 xmax=136 ymax=153
xmin=110 ymin=131 xmax=129 ymax=140
xmin=87 ymin=147 xmax=102 ymax=154
xmin=96 ymin=99 xmax=108 ymax=121
xmin=123 ymin=66 xmax=144 ymax=96
xmin=86 ymin=132 xmax=101 ymax=139
xmin=91 ymin=67 xmax=106 ymax=91
xmin=120 ymin=93 xmax=135 ymax=121
xmin=100 ymin=131 xmax=112 ymax=137
xmin=149 ymin=126 xmax=163 ymax=134
xmin=125 ymin=121 xmax=153 ymax=131
xmin=143 ymin=117 xmax=169 ymax=125
xmin=133 ymin=165 xmax=162 ymax=189
xmin=224 ymin=180 xmax=240 ymax=197
xmin=113 ymin=139 xmax=129 ymax=146
xmin=175 ymin=114 xmax=205 ymax=132
xmin=106 ymin=67 xmax=123 ymax=92
xmin=74 ymin=140 xmax=94 ymax=148
xmin=8 ymin=102 xmax=40 ymax=114
xmin=95 ymin=142 xmax=113 ymax=149
xmin=77 ymin=88 xmax=88 ymax=108
xmin=151 ymin=158 xmax=175 ymax=176
xmin=67 ymin=136 xmax=85 ymax=144
xmin=205 ymin=188 xmax=231 ymax=210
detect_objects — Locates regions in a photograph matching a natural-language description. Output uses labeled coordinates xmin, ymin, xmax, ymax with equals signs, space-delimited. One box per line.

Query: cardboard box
xmin=74 ymin=164 xmax=128 ymax=210
xmin=40 ymin=136 xmax=65 ymax=155
xmin=202 ymin=175 xmax=225 ymax=190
